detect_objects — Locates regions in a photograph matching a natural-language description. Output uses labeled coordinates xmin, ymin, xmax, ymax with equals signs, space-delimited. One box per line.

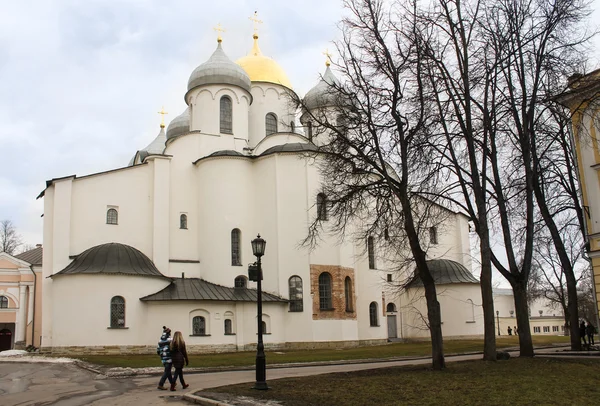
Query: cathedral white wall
xmin=69 ymin=166 xmax=154 ymax=258
xmin=49 ymin=275 xmax=169 ymax=347
xmin=248 ymin=85 xmax=297 ymax=148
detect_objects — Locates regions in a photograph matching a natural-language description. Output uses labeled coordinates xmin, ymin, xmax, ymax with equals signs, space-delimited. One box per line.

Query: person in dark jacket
xmin=157 ymin=326 xmax=173 ymax=390
xmin=169 ymin=331 xmax=190 ymax=391
xmin=580 ymin=320 xmax=587 ymax=346
xmin=586 ymin=322 xmax=596 ymax=346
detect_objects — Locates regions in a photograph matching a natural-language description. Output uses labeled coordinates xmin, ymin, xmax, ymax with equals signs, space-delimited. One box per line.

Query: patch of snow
xmin=0 ymin=352 xmax=75 ymax=363
xmin=0 ymin=349 xmax=28 ymax=356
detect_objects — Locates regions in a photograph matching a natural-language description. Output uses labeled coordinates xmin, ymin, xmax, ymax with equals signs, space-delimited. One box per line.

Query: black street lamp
xmin=496 ymin=310 xmax=500 ymax=336
xmin=250 ymin=234 xmax=268 ymax=390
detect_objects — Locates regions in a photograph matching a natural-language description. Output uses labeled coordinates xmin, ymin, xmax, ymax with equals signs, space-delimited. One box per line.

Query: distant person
xmin=579 ymin=320 xmax=587 ymax=346
xmin=586 ymin=322 xmax=596 ymax=346
xmin=157 ymin=326 xmax=173 ymax=390
xmin=514 ymin=326 xmax=518 ymax=336
xmin=170 ymin=331 xmax=190 ymax=391
xmin=507 ymin=326 xmax=512 ymax=336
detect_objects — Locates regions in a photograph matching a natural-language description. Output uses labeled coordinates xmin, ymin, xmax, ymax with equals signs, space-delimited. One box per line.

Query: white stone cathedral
xmin=39 ymin=29 xmax=481 ymax=354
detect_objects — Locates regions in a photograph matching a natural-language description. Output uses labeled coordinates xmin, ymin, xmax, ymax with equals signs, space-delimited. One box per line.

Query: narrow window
xmin=288 ymin=276 xmax=304 ymax=312
xmin=307 ymin=121 xmax=313 ymax=141
xmin=387 ymin=274 xmax=393 ymax=283
xmin=534 ymin=326 xmax=540 ymax=333
xmin=386 ymin=303 xmax=397 ymax=312
xmin=316 ymin=193 xmax=328 ymax=221
xmin=369 ymin=302 xmax=378 ymax=326
xmin=180 ymin=214 xmax=188 ymax=229
xmin=0 ymin=296 xmax=8 ymax=308
xmin=429 ymin=226 xmax=438 ymax=244
xmin=231 ymin=228 xmax=241 ymax=266
xmin=265 ymin=113 xmax=278 ymax=135
xmin=220 ymin=96 xmax=233 ymax=134
xmin=290 ymin=121 xmax=295 ymax=132
xmin=110 ymin=296 xmax=125 ymax=328
xmin=384 ymin=228 xmax=390 ymax=240
xmin=234 ymin=275 xmax=247 ymax=288
xmin=344 ymin=276 xmax=353 ymax=312
xmin=261 ymin=321 xmax=267 ymax=334
xmin=318 ymin=272 xmax=332 ymax=310
xmin=193 ymin=316 xmax=206 ymax=335
xmin=224 ymin=319 xmax=233 ymax=335
xmin=106 ymin=208 xmax=118 ymax=225
xmin=367 ymin=236 xmax=376 ymax=269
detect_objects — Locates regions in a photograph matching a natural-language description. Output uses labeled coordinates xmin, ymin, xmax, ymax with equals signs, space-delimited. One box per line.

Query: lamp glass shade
xmin=251 ymin=234 xmax=266 ymax=257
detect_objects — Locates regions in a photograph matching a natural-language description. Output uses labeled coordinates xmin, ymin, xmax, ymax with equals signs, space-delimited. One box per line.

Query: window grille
xmin=231 ymin=228 xmax=241 ymax=266
xmin=369 ymin=302 xmax=378 ymax=326
xmin=367 ymin=236 xmax=376 ymax=269
xmin=180 ymin=214 xmax=188 ymax=229
xmin=224 ymin=319 xmax=233 ymax=335
xmin=110 ymin=296 xmax=125 ymax=328
xmin=193 ymin=316 xmax=206 ymax=335
xmin=316 ymin=193 xmax=328 ymax=221
xmin=288 ymin=276 xmax=303 ymax=312
xmin=0 ymin=296 xmax=8 ymax=308
xmin=235 ymin=276 xmax=247 ymax=288
xmin=318 ymin=273 xmax=332 ymax=310
xmin=265 ymin=113 xmax=278 ymax=135
xmin=220 ymin=96 xmax=233 ymax=134
xmin=344 ymin=276 xmax=353 ymax=312
xmin=386 ymin=303 xmax=397 ymax=312
xmin=106 ymin=208 xmax=118 ymax=225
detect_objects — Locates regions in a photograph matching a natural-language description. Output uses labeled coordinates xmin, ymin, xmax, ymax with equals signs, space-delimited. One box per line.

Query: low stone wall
xmin=41 ymin=339 xmax=389 ymax=355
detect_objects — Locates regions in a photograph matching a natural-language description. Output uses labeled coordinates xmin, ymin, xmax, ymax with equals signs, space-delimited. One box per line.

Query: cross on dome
xmin=323 ymin=49 xmax=332 ymax=67
xmin=213 ymin=23 xmax=226 ymax=43
xmin=249 ymin=11 xmax=263 ymax=38
xmin=157 ymin=106 xmax=168 ymax=128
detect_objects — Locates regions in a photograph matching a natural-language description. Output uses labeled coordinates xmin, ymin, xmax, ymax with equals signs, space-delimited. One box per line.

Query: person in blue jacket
xmin=157 ymin=326 xmax=173 ymax=390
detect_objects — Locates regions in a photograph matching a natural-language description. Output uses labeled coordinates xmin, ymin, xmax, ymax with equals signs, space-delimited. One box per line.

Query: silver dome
xmin=187 ymin=42 xmax=251 ymax=94
xmin=141 ymin=127 xmax=166 ymax=155
xmin=303 ymin=66 xmax=339 ymax=110
xmin=166 ymin=107 xmax=190 ymax=140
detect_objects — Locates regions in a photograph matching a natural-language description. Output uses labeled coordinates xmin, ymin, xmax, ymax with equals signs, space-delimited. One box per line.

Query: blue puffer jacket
xmin=157 ymin=331 xmax=172 ymax=365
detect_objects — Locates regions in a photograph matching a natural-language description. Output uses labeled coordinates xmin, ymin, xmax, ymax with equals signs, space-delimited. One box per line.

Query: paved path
xmin=0 ymin=347 xmax=582 ymax=406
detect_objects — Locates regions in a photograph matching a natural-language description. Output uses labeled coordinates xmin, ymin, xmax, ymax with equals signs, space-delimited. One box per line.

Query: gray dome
xmin=166 ymin=107 xmax=190 ymax=140
xmin=304 ymin=66 xmax=339 ymax=110
xmin=141 ymin=127 xmax=166 ymax=155
xmin=406 ymin=259 xmax=478 ymax=288
xmin=187 ymin=42 xmax=251 ymax=94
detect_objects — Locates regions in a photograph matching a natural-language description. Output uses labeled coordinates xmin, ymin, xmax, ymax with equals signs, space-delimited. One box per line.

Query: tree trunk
xmin=512 ymin=282 xmax=534 ymax=357
xmin=566 ymin=272 xmax=581 ymax=350
xmin=480 ymin=241 xmax=496 ymax=361
xmin=424 ymin=281 xmax=445 ymax=369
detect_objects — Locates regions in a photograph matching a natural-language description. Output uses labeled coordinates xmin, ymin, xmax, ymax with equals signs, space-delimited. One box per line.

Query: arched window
xmin=307 ymin=121 xmax=313 ymax=141
xmin=386 ymin=303 xmax=397 ymax=313
xmin=318 ymin=272 xmax=332 ymax=310
xmin=367 ymin=236 xmax=376 ymax=269
xmin=290 ymin=121 xmax=295 ymax=132
xmin=231 ymin=228 xmax=241 ymax=266
xmin=429 ymin=226 xmax=438 ymax=244
xmin=316 ymin=193 xmax=328 ymax=221
xmin=467 ymin=299 xmax=475 ymax=322
xmin=0 ymin=296 xmax=8 ymax=308
xmin=106 ymin=208 xmax=118 ymax=225
xmin=220 ymin=96 xmax=233 ymax=134
xmin=224 ymin=319 xmax=233 ymax=335
xmin=369 ymin=302 xmax=378 ymax=326
xmin=261 ymin=321 xmax=267 ymax=334
xmin=180 ymin=214 xmax=188 ymax=229
xmin=235 ymin=275 xmax=247 ymax=288
xmin=193 ymin=316 xmax=206 ymax=335
xmin=110 ymin=296 xmax=125 ymax=328
xmin=344 ymin=276 xmax=353 ymax=312
xmin=288 ymin=276 xmax=303 ymax=312
xmin=265 ymin=113 xmax=278 ymax=135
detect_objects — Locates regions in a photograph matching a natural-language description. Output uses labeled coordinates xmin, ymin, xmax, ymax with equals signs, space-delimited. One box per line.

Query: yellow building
xmin=558 ymin=69 xmax=600 ymax=324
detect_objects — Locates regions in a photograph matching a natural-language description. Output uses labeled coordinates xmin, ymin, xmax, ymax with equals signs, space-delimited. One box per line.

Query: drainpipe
xmin=29 ymin=265 xmax=36 ymax=348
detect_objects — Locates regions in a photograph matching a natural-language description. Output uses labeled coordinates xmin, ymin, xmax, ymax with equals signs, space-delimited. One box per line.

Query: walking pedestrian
xmin=157 ymin=326 xmax=174 ymax=390
xmin=579 ymin=320 xmax=587 ymax=346
xmin=507 ymin=326 xmax=512 ymax=336
xmin=170 ymin=331 xmax=190 ymax=391
xmin=586 ymin=322 xmax=596 ymax=346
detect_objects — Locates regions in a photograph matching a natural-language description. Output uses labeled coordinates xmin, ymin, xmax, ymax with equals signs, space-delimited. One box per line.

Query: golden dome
xmin=236 ymin=35 xmax=292 ymax=89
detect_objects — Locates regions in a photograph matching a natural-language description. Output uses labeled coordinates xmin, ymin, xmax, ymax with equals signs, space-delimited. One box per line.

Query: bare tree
xmin=0 ymin=220 xmax=23 ymax=255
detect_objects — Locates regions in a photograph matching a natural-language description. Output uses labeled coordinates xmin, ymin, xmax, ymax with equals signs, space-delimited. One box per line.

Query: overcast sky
xmin=1 ymin=0 xmax=599 ymax=256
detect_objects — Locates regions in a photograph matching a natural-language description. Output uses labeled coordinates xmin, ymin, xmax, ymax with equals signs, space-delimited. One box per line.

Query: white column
xmin=16 ymin=285 xmax=27 ymax=343
xmin=150 ymin=156 xmax=171 ymax=274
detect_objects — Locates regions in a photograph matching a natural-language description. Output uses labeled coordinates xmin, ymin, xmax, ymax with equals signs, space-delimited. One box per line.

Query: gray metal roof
xmin=15 ymin=246 xmax=43 ymax=266
xmin=166 ymin=107 xmax=190 ymax=140
xmin=406 ymin=259 xmax=478 ymax=288
xmin=187 ymin=42 xmax=251 ymax=94
xmin=140 ymin=278 xmax=288 ymax=303
xmin=260 ymin=143 xmax=318 ymax=156
xmin=141 ymin=127 xmax=167 ymax=155
xmin=53 ymin=243 xmax=166 ymax=279
xmin=208 ymin=150 xmax=245 ymax=158
xmin=304 ymin=66 xmax=340 ymax=110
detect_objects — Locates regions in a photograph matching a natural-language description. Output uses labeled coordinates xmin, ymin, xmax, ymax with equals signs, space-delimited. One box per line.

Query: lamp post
xmin=250 ymin=234 xmax=268 ymax=390
xmin=496 ymin=310 xmax=500 ymax=336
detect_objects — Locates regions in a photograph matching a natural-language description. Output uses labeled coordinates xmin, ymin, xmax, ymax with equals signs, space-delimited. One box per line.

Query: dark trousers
xmin=588 ymin=334 xmax=595 ymax=346
xmin=581 ymin=332 xmax=587 ymax=345
xmin=159 ymin=363 xmax=173 ymax=386
xmin=173 ymin=367 xmax=185 ymax=385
